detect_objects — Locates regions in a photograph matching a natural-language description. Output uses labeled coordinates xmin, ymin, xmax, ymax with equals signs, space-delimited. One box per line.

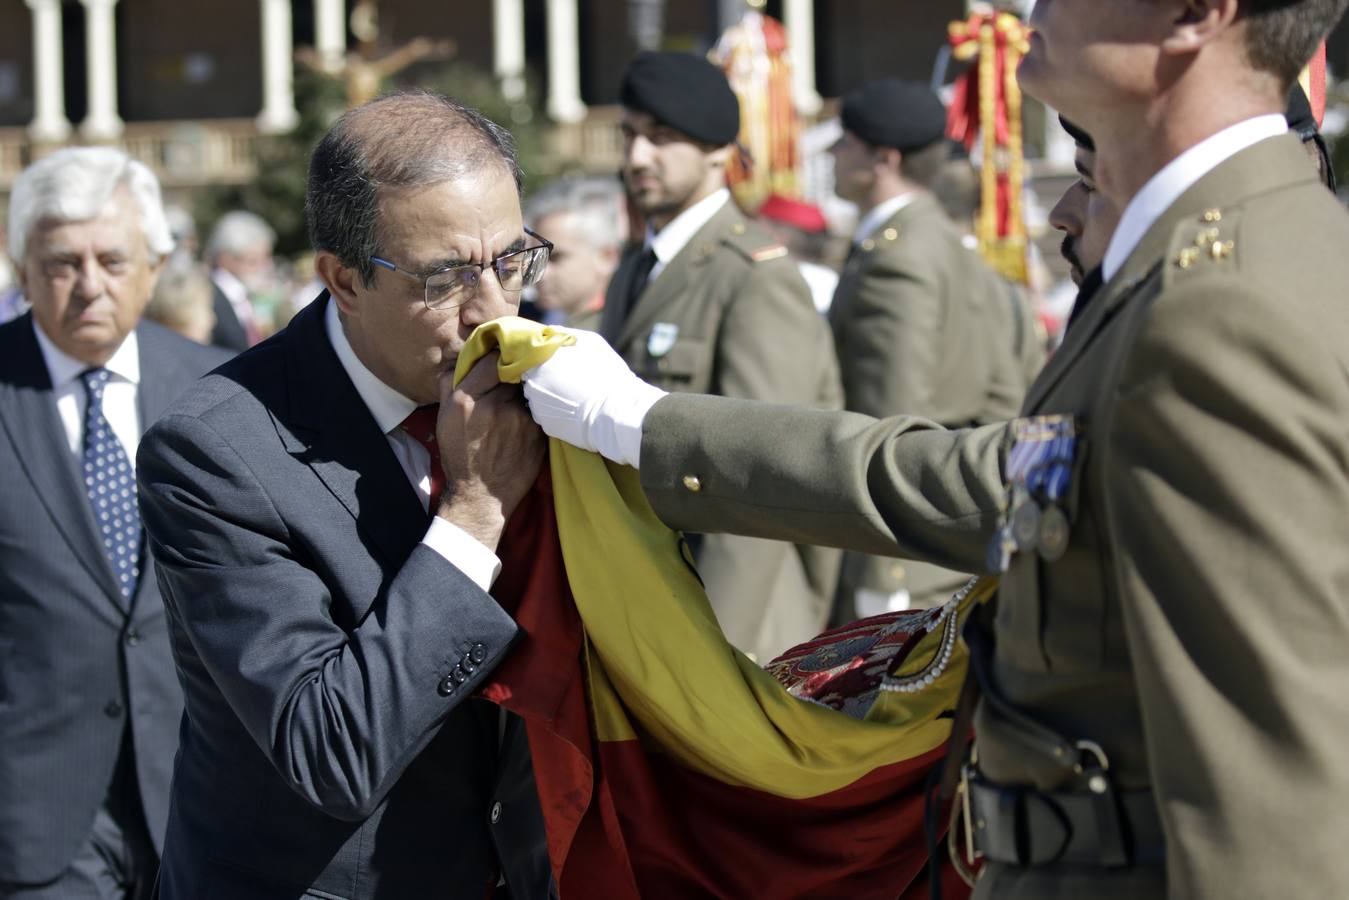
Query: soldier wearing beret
xmin=523 ymin=0 xmax=1349 ymax=895
xmin=601 ymin=51 xmax=843 ymax=663
xmin=828 ymin=79 xmax=1033 ymax=618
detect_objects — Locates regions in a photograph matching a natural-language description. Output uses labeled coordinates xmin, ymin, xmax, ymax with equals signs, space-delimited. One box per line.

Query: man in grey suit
xmin=0 ymin=148 xmax=227 ymax=899
xmin=137 ymin=92 xmax=554 ymax=899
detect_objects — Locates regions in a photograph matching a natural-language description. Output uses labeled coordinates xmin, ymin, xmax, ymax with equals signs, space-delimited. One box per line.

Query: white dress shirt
xmin=33 ymin=320 xmax=141 ymax=460
xmin=324 ymin=299 xmax=502 ymax=591
xmin=1102 ymin=115 xmax=1288 ymax=281
xmin=645 ymin=187 xmax=731 ymax=283
xmin=853 ymin=192 xmax=918 ymax=245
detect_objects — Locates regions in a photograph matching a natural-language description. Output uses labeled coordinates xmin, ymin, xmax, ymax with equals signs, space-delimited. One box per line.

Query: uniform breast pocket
xmin=641 ymin=335 xmax=710 ymax=390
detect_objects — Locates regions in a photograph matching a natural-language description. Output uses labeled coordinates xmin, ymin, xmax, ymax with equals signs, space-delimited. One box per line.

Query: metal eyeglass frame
xmin=370 ymin=227 xmax=553 ymax=310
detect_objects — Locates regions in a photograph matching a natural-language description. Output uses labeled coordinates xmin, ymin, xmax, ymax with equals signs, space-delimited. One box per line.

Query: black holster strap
xmin=969 ymin=778 xmax=1165 ymax=868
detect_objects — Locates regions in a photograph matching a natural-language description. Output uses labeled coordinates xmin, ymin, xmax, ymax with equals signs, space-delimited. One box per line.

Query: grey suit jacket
xmin=0 ymin=315 xmax=227 ymax=884
xmin=137 ymin=295 xmax=553 ymax=899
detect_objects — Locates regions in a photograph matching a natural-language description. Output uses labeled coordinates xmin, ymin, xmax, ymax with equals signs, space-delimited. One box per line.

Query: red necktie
xmin=399 ymin=405 xmax=444 ymax=512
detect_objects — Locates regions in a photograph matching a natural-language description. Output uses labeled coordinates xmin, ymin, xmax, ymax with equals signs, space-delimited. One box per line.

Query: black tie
xmin=624 ymin=246 xmax=658 ymax=316
xmin=1063 ymin=266 xmax=1104 ymax=336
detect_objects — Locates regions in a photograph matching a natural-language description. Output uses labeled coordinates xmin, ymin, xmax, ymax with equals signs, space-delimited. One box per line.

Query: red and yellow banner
xmin=460 ymin=320 xmax=989 ymax=898
xmin=947 ymin=7 xmax=1032 ymax=285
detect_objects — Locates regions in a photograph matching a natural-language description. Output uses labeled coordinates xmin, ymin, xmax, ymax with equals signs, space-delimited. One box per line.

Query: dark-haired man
xmin=827 ymin=78 xmax=1030 ymax=618
xmin=523 ymin=1 xmax=1349 ymax=895
xmin=137 ymin=92 xmax=554 ymax=898
xmin=1047 ymin=118 xmax=1118 ymax=293
xmin=602 ymin=51 xmax=842 ymax=663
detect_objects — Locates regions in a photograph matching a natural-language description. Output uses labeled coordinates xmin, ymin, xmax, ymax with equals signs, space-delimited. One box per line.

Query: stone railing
xmin=0 ymin=118 xmax=263 ymax=195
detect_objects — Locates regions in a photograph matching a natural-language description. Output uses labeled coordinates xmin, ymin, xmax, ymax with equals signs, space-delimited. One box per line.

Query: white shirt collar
xmin=211 ymin=267 xmax=248 ymax=304
xmin=324 ymin=296 xmax=418 ymax=435
xmin=32 ymin=317 xmax=140 ymax=388
xmin=647 ymin=188 xmax=731 ymax=265
xmin=854 ymin=192 xmax=919 ymax=244
xmin=1102 ymin=115 xmax=1288 ymax=281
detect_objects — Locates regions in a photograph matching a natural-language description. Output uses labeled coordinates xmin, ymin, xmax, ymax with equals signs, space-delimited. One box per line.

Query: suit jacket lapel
xmin=275 ymin=295 xmax=429 ymax=571
xmin=614 ymin=202 xmax=736 ymax=349
xmin=1023 ymin=133 xmax=1315 ymax=412
xmin=0 ymin=316 xmax=127 ymax=616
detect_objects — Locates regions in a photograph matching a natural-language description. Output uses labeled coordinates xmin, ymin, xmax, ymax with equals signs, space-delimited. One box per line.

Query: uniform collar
xmin=646 ymin=188 xmax=731 ymax=265
xmin=32 ymin=317 xmax=140 ymax=388
xmin=854 ymin=192 xmax=918 ymax=244
xmin=323 ymin=297 xmax=418 ymax=435
xmin=1102 ymin=114 xmax=1288 ymax=281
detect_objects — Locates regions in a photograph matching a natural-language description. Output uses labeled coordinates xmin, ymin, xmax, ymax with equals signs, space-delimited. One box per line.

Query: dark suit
xmin=0 ymin=315 xmax=226 ymax=888
xmin=208 ymin=281 xmax=250 ymax=353
xmin=136 ymin=295 xmax=553 ymax=899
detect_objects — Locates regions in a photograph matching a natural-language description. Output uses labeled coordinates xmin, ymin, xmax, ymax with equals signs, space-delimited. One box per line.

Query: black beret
xmin=620 ymin=52 xmax=740 ymax=146
xmin=1059 ymin=116 xmax=1095 ymax=152
xmin=841 ymin=79 xmax=947 ymax=152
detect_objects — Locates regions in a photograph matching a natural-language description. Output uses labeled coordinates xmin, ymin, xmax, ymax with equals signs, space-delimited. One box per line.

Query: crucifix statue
xmin=297 ymin=0 xmax=456 ymax=109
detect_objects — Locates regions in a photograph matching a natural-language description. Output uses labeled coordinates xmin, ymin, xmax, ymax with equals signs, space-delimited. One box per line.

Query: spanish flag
xmin=460 ymin=320 xmax=986 ymax=899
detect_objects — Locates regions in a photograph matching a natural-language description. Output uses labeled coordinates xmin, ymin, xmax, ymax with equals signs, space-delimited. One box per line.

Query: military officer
xmin=523 ymin=0 xmax=1349 ymax=896
xmin=827 ymin=79 xmax=1032 ymax=617
xmin=599 ymin=51 xmax=843 ymax=663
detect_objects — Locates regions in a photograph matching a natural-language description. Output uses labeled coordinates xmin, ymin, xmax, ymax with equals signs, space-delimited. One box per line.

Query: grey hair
xmin=306 ymin=90 xmax=523 ymax=287
xmin=205 ymin=210 xmax=277 ymax=261
xmin=525 ymin=176 xmax=627 ymax=250
xmin=7 ymin=146 xmax=174 ymax=263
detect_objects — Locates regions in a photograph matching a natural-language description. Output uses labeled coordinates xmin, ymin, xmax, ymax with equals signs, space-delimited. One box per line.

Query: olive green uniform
xmin=635 ymin=134 xmax=1349 ymax=896
xmin=601 ymin=198 xmax=843 ymax=662
xmin=829 ymin=194 xmax=1035 ymax=613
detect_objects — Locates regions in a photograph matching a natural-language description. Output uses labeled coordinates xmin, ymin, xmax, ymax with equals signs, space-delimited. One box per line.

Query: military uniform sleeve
xmin=137 ymin=413 xmax=520 ymax=821
xmin=713 ymin=254 xmax=833 ymax=404
xmin=1106 ymin=275 xmax=1349 ymax=898
xmin=841 ymin=242 xmax=946 ymax=419
xmin=639 ymin=392 xmax=1011 ymax=569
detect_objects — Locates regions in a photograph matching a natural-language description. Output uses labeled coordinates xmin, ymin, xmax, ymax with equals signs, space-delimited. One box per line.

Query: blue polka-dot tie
xmin=80 ymin=368 xmax=140 ymax=601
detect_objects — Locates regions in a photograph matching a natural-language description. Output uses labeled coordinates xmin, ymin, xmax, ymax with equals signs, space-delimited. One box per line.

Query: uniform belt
xmin=967 ymin=774 xmax=1165 ymax=868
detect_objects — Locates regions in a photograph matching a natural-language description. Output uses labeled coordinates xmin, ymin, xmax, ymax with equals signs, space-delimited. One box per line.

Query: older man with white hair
xmin=204 ymin=209 xmax=276 ymax=352
xmin=0 ymin=147 xmax=226 ymax=900
xmin=525 ymin=176 xmax=626 ymax=331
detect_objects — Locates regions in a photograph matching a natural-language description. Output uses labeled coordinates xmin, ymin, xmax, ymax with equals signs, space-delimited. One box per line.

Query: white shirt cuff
xmin=422 ymin=516 xmax=503 ymax=591
xmin=594 ymin=380 xmax=666 ymax=469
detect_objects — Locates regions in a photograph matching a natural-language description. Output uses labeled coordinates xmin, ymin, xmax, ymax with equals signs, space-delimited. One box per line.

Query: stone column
xmin=25 ymin=0 xmax=70 ymax=142
xmin=782 ymin=0 xmax=822 ymax=116
xmin=80 ymin=0 xmax=122 ymax=140
xmin=257 ymin=0 xmax=299 ymax=134
xmin=314 ymin=0 xmax=347 ymax=72
xmin=493 ymin=0 xmax=526 ymax=102
xmin=545 ymin=0 xmax=586 ymax=123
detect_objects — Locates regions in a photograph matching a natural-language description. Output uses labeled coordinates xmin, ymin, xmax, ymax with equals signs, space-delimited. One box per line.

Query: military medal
xmin=1010 ymin=494 xmax=1042 ymax=552
xmin=999 ymin=415 xmax=1081 ymax=567
xmin=1037 ymin=506 xmax=1070 ymax=561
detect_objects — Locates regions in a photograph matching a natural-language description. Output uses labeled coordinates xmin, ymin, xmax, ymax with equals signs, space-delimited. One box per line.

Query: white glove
xmin=521 ymin=329 xmax=666 ymax=468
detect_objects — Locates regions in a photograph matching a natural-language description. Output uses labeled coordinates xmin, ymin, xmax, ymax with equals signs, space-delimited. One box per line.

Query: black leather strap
xmin=968 ymin=775 xmax=1166 ymax=868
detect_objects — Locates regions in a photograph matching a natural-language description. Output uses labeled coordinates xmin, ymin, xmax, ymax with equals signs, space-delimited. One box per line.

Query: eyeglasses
xmin=370 ymin=228 xmax=553 ymax=311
